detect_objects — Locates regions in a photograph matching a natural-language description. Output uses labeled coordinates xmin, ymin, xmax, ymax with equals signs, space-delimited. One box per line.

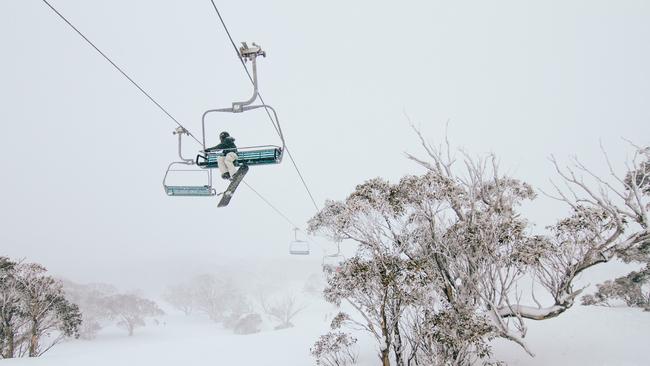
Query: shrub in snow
xmin=308 ymin=131 xmax=650 ymax=365
xmin=0 ymin=257 xmax=82 ymax=358
xmin=105 ymin=293 xmax=164 ymax=336
xmin=233 ymin=313 xmax=262 ymax=335
xmin=310 ymin=331 xmax=358 ymax=366
xmin=260 ymin=294 xmax=306 ymax=330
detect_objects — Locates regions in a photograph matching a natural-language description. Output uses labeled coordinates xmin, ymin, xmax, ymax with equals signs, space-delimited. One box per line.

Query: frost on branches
xmin=582 ymin=264 xmax=650 ymax=310
xmin=308 ymin=131 xmax=649 ymax=366
xmin=580 ymin=148 xmax=650 ymax=311
xmin=311 ymin=331 xmax=358 ymax=366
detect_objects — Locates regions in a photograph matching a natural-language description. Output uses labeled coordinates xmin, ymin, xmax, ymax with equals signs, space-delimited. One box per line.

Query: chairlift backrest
xmin=197 ymin=145 xmax=283 ymax=168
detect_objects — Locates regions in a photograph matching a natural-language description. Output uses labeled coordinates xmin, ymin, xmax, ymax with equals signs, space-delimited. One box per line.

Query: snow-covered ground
xmin=3 ymin=296 xmax=649 ymax=366
xmin=491 ymin=306 xmax=650 ymax=366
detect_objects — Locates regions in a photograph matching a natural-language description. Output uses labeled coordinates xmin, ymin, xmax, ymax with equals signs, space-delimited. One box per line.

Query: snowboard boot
xmin=221 ymin=172 xmax=231 ymax=180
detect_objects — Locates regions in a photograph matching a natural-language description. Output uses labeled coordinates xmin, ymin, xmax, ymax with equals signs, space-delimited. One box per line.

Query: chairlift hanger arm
xmin=173 ymin=127 xmax=194 ymax=163
xmin=200 ymin=105 xmax=285 ymax=151
xmin=232 ymin=42 xmax=265 ymax=112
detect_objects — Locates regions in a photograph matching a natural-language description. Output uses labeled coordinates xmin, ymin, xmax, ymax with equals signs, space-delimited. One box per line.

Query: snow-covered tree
xmin=105 ymin=293 xmax=163 ymax=336
xmin=191 ymin=274 xmax=248 ymax=323
xmin=0 ymin=257 xmax=81 ymax=358
xmin=311 ymin=331 xmax=358 ymax=366
xmin=531 ymin=145 xmax=649 ymax=321
xmin=582 ymin=264 xmax=650 ymax=310
xmin=581 ymin=148 xmax=650 ymax=311
xmin=308 ymin=130 xmax=650 ymax=365
xmin=19 ymin=263 xmax=82 ymax=356
xmin=162 ymin=282 xmax=194 ymax=316
xmin=0 ymin=257 xmax=24 ymax=359
xmin=62 ymin=280 xmax=116 ymax=339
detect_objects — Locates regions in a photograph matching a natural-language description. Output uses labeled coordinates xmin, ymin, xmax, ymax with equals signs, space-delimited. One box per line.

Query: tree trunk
xmin=28 ymin=321 xmax=39 ymax=357
xmin=4 ymin=327 xmax=15 ymax=358
xmin=380 ymin=347 xmax=391 ymax=366
xmin=393 ymin=323 xmax=404 ymax=366
xmin=380 ymin=298 xmax=391 ymax=366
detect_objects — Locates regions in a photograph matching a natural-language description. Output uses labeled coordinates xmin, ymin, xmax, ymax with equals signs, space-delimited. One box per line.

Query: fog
xmin=1 ymin=0 xmax=649 ymax=291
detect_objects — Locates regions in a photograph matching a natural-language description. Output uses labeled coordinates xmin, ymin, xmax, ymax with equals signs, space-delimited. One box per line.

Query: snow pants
xmin=218 ymin=152 xmax=238 ymax=176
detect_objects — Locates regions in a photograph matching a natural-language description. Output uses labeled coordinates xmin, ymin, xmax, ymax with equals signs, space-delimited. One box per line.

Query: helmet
xmin=219 ymin=131 xmax=230 ymax=140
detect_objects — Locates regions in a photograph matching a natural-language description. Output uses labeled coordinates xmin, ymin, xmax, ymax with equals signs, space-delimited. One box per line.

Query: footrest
xmin=165 ymin=186 xmax=215 ymax=197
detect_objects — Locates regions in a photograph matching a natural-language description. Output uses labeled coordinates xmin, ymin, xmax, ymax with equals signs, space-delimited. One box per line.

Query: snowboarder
xmin=205 ymin=131 xmax=238 ymax=180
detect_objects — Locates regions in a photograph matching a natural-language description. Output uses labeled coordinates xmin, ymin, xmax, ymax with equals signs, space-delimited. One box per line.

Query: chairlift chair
xmin=195 ymin=42 xmax=285 ymax=169
xmin=289 ymin=228 xmax=310 ymax=255
xmin=322 ymin=241 xmax=345 ymax=272
xmin=163 ymin=127 xmax=217 ymax=197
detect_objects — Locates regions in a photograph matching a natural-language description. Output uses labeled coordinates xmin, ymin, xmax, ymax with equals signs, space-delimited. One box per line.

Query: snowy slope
xmin=2 ymin=299 xmax=649 ymax=366
xmin=491 ymin=306 xmax=650 ymax=366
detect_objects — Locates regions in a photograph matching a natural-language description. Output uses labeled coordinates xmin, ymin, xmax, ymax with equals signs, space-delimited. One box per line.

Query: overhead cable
xmin=242 ymin=182 xmax=300 ymax=228
xmin=40 ymin=0 xmax=203 ymax=146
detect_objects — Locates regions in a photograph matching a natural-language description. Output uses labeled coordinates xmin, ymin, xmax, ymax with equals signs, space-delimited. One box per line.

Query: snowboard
xmin=217 ymin=165 xmax=249 ymax=207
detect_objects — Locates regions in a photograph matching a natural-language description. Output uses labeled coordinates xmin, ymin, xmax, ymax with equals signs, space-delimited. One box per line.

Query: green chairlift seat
xmin=196 ymin=146 xmax=283 ymax=169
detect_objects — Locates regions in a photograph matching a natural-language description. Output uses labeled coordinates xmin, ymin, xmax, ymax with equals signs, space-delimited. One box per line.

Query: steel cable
xmin=41 ymin=0 xmax=204 ymax=146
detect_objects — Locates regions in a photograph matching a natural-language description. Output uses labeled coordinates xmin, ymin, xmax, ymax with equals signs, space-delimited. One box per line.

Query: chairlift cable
xmin=40 ymin=0 xmax=203 ymax=146
xmin=208 ymin=1 xmax=321 ymax=212
xmin=242 ymin=181 xmax=299 ymax=228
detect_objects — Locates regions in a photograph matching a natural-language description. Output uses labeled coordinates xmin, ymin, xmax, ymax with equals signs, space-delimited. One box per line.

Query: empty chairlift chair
xmin=163 ymin=162 xmax=216 ymax=197
xmin=289 ymin=228 xmax=310 ymax=255
xmin=163 ymin=127 xmax=216 ymax=197
xmin=322 ymin=241 xmax=345 ymax=272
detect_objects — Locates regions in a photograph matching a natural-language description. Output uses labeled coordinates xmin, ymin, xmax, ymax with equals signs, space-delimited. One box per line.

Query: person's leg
xmin=217 ymin=156 xmax=229 ymax=178
xmin=225 ymin=152 xmax=238 ymax=176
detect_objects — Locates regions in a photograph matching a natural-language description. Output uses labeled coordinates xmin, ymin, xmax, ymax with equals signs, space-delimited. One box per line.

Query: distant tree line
xmin=163 ymin=274 xmax=308 ymax=334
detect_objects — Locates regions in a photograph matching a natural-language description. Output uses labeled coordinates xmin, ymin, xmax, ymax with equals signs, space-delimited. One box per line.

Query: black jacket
xmin=206 ymin=137 xmax=238 ymax=156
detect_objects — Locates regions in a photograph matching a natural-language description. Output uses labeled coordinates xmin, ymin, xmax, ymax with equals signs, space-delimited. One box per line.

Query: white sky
xmin=1 ymin=0 xmax=649 ymax=289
